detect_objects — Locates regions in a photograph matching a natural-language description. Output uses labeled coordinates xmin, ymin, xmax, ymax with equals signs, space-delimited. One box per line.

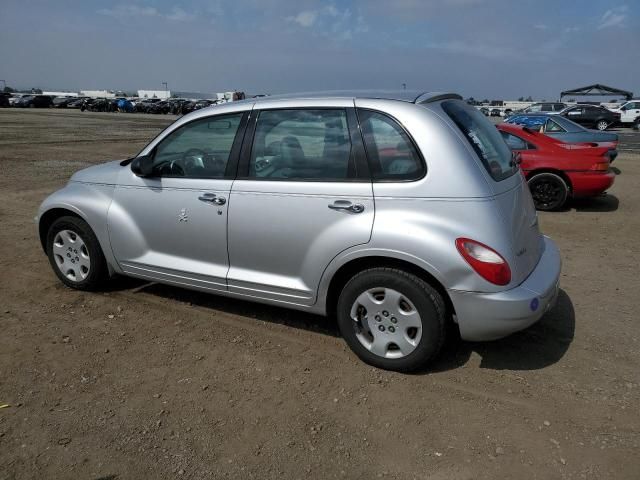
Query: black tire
xmin=527 ymin=172 xmax=569 ymax=211
xmin=46 ymin=216 xmax=109 ymax=291
xmin=336 ymin=268 xmax=446 ymax=372
xmin=596 ymin=119 xmax=609 ymax=131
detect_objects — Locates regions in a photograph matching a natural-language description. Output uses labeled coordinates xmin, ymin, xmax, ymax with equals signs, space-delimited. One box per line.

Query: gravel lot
xmin=1 ymin=109 xmax=639 ymax=479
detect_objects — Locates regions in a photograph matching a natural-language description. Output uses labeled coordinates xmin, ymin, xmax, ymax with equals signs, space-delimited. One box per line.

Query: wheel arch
xmin=38 ymin=207 xmax=87 ymax=252
xmin=324 ymin=255 xmax=455 ymax=322
xmin=38 ymin=206 xmax=118 ymax=276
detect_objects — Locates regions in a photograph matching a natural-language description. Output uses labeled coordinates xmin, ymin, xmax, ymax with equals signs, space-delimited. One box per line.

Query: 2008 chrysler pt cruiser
xmin=37 ymin=91 xmax=561 ymax=372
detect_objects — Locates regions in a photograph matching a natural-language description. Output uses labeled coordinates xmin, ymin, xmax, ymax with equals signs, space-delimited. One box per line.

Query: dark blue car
xmin=504 ymin=113 xmax=618 ymax=145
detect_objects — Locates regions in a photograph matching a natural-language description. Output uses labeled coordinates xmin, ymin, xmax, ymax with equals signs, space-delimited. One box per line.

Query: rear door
xmin=564 ymin=106 xmax=586 ymax=125
xmin=226 ymin=100 xmax=374 ymax=305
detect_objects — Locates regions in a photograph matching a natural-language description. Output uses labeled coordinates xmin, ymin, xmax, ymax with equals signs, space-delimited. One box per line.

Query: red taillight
xmin=456 ymin=238 xmax=512 ymax=286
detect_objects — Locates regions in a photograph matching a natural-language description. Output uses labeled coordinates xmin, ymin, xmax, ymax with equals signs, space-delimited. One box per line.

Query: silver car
xmin=37 ymin=91 xmax=561 ymax=372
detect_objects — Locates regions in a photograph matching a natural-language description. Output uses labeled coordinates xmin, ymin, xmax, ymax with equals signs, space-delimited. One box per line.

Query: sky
xmin=0 ymin=0 xmax=638 ymax=100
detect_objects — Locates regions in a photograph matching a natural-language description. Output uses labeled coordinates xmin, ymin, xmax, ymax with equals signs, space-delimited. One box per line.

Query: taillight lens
xmin=456 ymin=238 xmax=511 ymax=286
xmin=590 ymin=162 xmax=609 ymax=171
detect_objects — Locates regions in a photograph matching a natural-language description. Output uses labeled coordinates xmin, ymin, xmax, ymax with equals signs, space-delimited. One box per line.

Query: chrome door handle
xmin=198 ymin=193 xmax=226 ymax=205
xmin=328 ymin=201 xmax=365 ymax=213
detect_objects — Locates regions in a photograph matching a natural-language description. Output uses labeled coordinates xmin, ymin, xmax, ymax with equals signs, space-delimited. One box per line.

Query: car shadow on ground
xmin=567 ymin=194 xmax=619 ymax=212
xmin=114 ymin=279 xmax=574 ymax=373
xmin=128 ymin=281 xmax=340 ymax=337
xmin=429 ymin=289 xmax=575 ymax=373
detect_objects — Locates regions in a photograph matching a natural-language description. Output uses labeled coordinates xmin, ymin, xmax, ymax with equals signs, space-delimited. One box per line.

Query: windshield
xmin=442 ymin=100 xmax=517 ymax=181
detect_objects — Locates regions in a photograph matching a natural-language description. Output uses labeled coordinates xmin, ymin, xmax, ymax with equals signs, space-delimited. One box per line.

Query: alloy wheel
xmin=530 ymin=178 xmax=563 ymax=210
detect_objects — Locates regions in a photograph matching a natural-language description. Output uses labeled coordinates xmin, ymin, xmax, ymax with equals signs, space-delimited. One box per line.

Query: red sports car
xmin=497 ymin=123 xmax=616 ymax=211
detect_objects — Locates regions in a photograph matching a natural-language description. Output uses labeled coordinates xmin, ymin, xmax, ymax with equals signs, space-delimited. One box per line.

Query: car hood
xmin=69 ymin=160 xmax=125 ymax=185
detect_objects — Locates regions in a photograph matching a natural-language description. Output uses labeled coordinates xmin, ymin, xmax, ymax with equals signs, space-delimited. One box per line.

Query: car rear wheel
xmin=337 ymin=268 xmax=446 ymax=372
xmin=527 ymin=172 xmax=569 ymax=211
xmin=46 ymin=216 xmax=108 ymax=290
xmin=596 ymin=120 xmax=609 ymax=131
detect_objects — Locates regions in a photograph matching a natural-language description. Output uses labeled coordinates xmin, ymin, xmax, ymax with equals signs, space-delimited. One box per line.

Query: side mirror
xmin=131 ymin=154 xmax=154 ymax=177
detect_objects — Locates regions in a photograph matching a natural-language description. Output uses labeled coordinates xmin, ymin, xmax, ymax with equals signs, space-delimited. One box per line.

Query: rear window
xmin=442 ymin=100 xmax=517 ymax=181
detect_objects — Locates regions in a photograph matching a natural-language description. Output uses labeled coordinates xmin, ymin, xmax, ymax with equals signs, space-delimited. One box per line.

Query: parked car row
xmin=0 ymin=93 xmax=242 ymax=115
xmin=479 ymin=101 xmax=634 ymax=131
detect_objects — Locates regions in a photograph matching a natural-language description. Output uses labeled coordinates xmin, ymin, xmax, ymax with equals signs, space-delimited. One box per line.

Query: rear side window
xmin=500 ymin=132 xmax=528 ymax=150
xmin=357 ymin=110 xmax=424 ymax=181
xmin=442 ymin=100 xmax=517 ymax=181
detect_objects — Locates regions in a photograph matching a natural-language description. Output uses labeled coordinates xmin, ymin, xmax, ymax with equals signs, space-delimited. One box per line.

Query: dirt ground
xmin=1 ymin=109 xmax=639 ymax=480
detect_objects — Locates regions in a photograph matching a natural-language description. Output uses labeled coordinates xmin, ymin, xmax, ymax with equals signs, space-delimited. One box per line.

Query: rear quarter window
xmin=442 ymin=101 xmax=517 ymax=181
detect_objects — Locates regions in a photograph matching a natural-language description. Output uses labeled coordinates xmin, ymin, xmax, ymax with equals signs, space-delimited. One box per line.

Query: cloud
xmin=286 ymin=5 xmax=366 ymax=40
xmin=287 ymin=11 xmax=318 ymax=27
xmin=97 ymin=5 xmax=158 ymax=18
xmin=165 ymin=7 xmax=196 ymax=22
xmin=564 ymin=26 xmax=580 ymax=33
xmin=98 ymin=4 xmax=194 ymax=22
xmin=598 ymin=6 xmax=628 ymax=29
xmin=534 ymin=24 xmax=548 ymax=30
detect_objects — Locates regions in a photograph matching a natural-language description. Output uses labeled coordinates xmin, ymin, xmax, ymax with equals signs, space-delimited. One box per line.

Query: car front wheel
xmin=527 ymin=172 xmax=569 ymax=211
xmin=46 ymin=216 xmax=108 ymax=290
xmin=596 ymin=120 xmax=609 ymax=131
xmin=337 ymin=268 xmax=446 ymax=372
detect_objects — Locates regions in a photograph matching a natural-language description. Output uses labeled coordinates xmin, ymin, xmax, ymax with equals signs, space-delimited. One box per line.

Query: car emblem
xmin=516 ymin=247 xmax=527 ymax=257
xmin=178 ymin=208 xmax=188 ymax=222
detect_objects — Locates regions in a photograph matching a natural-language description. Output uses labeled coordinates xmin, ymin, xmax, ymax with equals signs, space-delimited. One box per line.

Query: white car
xmin=609 ymin=100 xmax=640 ymax=125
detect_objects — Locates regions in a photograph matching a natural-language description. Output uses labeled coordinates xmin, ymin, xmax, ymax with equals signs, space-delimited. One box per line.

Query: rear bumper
xmin=449 ymin=236 xmax=561 ymax=342
xmin=567 ymin=171 xmax=615 ymax=197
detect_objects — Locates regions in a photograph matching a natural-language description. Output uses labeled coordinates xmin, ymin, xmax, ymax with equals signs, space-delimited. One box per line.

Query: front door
xmin=108 ymin=112 xmax=246 ymax=291
xmin=227 ymin=103 xmax=374 ymax=305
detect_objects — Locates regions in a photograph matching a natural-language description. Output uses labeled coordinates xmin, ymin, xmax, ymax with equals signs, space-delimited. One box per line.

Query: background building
xmin=137 ymin=90 xmax=171 ymax=100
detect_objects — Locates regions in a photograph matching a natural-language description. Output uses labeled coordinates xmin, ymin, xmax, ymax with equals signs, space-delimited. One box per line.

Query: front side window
xmin=443 ymin=100 xmax=517 ymax=181
xmin=152 ymin=114 xmax=243 ymax=178
xmin=541 ymin=104 xmax=553 ymax=112
xmin=248 ymin=109 xmax=353 ymax=180
xmin=358 ymin=110 xmax=424 ymax=181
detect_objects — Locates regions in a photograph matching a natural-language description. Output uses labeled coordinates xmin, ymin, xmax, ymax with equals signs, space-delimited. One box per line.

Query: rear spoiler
xmin=414 ymin=93 xmax=463 ymax=104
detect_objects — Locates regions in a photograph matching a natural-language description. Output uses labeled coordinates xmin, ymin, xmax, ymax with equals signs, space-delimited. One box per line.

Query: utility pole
xmin=0 ymin=80 xmax=6 ymax=92
xmin=162 ymin=82 xmax=168 ymax=99
xmin=402 ymin=83 xmax=406 ymax=90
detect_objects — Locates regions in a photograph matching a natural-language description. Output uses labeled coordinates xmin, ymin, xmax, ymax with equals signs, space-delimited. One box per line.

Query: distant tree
xmin=525 ymin=96 xmax=533 ymax=102
xmin=31 ymin=88 xmax=43 ymax=94
xmin=482 ymin=98 xmax=489 ymax=104
xmin=3 ymin=86 xmax=15 ymax=93
xmin=517 ymin=96 xmax=524 ymax=102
